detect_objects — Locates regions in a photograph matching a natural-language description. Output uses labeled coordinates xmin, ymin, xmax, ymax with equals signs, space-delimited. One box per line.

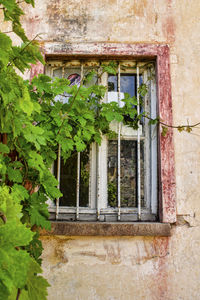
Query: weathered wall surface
xmin=20 ymin=0 xmax=200 ymax=299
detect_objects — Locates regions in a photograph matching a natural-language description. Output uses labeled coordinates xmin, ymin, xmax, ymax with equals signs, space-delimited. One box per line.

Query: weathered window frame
xmin=45 ymin=60 xmax=157 ymax=222
xmin=31 ymin=43 xmax=176 ymax=225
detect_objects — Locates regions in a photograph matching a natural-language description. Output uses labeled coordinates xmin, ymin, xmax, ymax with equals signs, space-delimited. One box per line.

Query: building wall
xmin=21 ymin=1 xmax=200 ymax=299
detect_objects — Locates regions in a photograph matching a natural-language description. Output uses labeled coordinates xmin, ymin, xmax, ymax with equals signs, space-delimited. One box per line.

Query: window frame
xmin=31 ymin=42 xmax=176 ymax=224
xmin=45 ymin=60 xmax=157 ymax=222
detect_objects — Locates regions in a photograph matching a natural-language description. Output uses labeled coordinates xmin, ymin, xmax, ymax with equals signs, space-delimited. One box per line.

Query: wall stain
xmin=153 ymin=237 xmax=170 ymax=300
xmin=104 ymin=243 xmax=121 ymax=264
xmin=131 ymin=238 xmax=169 ymax=266
xmin=162 ymin=15 xmax=175 ymax=43
xmin=46 ymin=1 xmax=89 ymax=41
xmin=42 ymin=236 xmax=70 ymax=268
xmin=131 ymin=0 xmax=147 ymax=17
xmin=73 ymin=251 xmax=106 ymax=262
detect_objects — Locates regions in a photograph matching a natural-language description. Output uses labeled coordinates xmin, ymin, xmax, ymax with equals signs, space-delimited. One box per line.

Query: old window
xmin=46 ymin=59 xmax=158 ymax=222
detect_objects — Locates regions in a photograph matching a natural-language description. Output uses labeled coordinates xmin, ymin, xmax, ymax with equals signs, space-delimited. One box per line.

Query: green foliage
xmin=107 ymin=181 xmax=117 ymax=207
xmin=0 ymin=186 xmax=49 ymax=300
xmin=161 ymin=126 xmax=168 ymax=137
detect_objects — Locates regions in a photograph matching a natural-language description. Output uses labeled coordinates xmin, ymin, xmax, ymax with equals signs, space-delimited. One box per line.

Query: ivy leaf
xmin=13 ymin=22 xmax=28 ymax=42
xmin=161 ymin=126 xmax=168 ymax=137
xmin=101 ymin=61 xmax=117 ymax=75
xmin=12 ymin=184 xmax=29 ymax=201
xmin=25 ymin=231 xmax=43 ymax=265
xmin=0 ymin=143 xmax=9 ymax=154
xmin=28 ymin=151 xmax=45 ymax=174
xmin=24 ymin=0 xmax=35 ymax=6
xmin=26 ymin=192 xmax=51 ymax=230
xmin=84 ymin=70 xmax=97 ymax=84
xmin=7 ymin=167 xmax=23 ymax=183
xmin=148 ymin=118 xmax=158 ymax=125
xmin=0 ymin=33 xmax=12 ymax=67
xmin=0 ymin=248 xmax=31 ymax=298
xmin=0 ymin=222 xmax=34 ymax=247
xmin=26 ymin=259 xmax=50 ymax=300
xmin=29 ymin=206 xmax=51 ymax=230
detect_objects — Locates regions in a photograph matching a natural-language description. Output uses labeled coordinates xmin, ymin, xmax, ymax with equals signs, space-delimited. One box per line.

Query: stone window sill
xmin=40 ymin=222 xmax=171 ymax=237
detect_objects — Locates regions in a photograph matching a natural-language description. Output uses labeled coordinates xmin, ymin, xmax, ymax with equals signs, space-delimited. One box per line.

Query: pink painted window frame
xmin=31 ymin=43 xmax=176 ymax=223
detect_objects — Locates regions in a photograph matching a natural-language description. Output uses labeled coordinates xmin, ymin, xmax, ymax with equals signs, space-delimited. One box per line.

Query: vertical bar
xmin=62 ymin=65 xmax=65 ymax=78
xmin=97 ymin=65 xmax=102 ymax=220
xmin=56 ymin=66 xmax=65 ymax=220
xmin=76 ymin=152 xmax=80 ymax=220
xmin=150 ymin=67 xmax=158 ymax=214
xmin=117 ymin=63 xmax=121 ymax=221
xmin=97 ymin=145 xmax=101 ymax=220
xmin=76 ymin=64 xmax=83 ymax=220
xmin=137 ymin=65 xmax=141 ymax=220
xmin=56 ymin=144 xmax=61 ymax=220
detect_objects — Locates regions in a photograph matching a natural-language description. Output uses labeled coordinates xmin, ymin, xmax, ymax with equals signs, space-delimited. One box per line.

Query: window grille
xmin=46 ymin=60 xmax=158 ymax=222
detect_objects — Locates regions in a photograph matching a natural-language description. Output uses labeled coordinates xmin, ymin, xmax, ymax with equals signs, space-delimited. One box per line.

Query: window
xmin=46 ymin=59 xmax=158 ymax=222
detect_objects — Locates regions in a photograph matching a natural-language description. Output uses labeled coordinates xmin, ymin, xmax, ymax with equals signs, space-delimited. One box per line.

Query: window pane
xmin=120 ymin=140 xmax=137 ymax=207
xmin=108 ymin=74 xmax=136 ymax=97
xmin=59 ymin=153 xmax=77 ymax=206
xmin=107 ymin=140 xmax=144 ymax=208
xmin=108 ymin=75 xmax=117 ymax=92
xmin=53 ymin=67 xmax=62 ymax=78
xmin=120 ymin=75 xmax=136 ymax=97
xmin=54 ymin=150 xmax=89 ymax=207
xmin=107 ymin=140 xmax=118 ymax=207
xmin=121 ymin=140 xmax=144 ymax=207
xmin=79 ymin=148 xmax=90 ymax=207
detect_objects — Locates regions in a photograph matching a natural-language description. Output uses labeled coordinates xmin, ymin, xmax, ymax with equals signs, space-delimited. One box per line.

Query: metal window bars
xmin=75 ymin=64 xmax=84 ymax=220
xmin=49 ymin=60 xmax=157 ymax=222
xmin=137 ymin=65 xmax=141 ymax=220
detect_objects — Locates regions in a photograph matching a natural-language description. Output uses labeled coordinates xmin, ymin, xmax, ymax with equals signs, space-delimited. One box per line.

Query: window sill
xmin=40 ymin=222 xmax=171 ymax=237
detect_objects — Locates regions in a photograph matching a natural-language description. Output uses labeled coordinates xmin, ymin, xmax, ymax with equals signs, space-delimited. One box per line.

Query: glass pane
xmin=54 ymin=150 xmax=89 ymax=207
xmin=107 ymin=140 xmax=144 ymax=208
xmin=108 ymin=75 xmax=117 ymax=92
xmin=107 ymin=140 xmax=118 ymax=207
xmin=120 ymin=75 xmax=136 ymax=97
xmin=59 ymin=153 xmax=77 ymax=206
xmin=121 ymin=140 xmax=144 ymax=207
xmin=108 ymin=74 xmax=136 ymax=97
xmin=79 ymin=148 xmax=90 ymax=207
xmin=64 ymin=67 xmax=97 ymax=87
xmin=120 ymin=140 xmax=137 ymax=207
xmin=53 ymin=67 xmax=62 ymax=78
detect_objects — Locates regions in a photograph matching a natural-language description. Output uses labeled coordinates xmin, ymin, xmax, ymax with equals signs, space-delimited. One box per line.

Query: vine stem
xmin=0 ymin=212 xmax=7 ymax=224
xmin=144 ymin=115 xmax=200 ymax=130
xmin=7 ymin=33 xmax=41 ymax=67
xmin=16 ymin=288 xmax=21 ymax=300
xmin=2 ymin=31 xmax=13 ymax=34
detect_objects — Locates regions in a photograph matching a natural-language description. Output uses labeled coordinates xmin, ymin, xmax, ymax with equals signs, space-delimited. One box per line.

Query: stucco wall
xmin=20 ymin=0 xmax=200 ymax=299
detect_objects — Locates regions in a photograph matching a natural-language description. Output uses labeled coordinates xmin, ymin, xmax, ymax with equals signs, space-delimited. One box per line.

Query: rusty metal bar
xmin=117 ymin=63 xmax=121 ymax=221
xmin=137 ymin=65 xmax=141 ymax=220
xmin=76 ymin=64 xmax=83 ymax=220
xmin=76 ymin=152 xmax=80 ymax=220
xmin=97 ymin=65 xmax=102 ymax=220
xmin=55 ymin=66 xmax=65 ymax=219
xmin=56 ymin=144 xmax=61 ymax=220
